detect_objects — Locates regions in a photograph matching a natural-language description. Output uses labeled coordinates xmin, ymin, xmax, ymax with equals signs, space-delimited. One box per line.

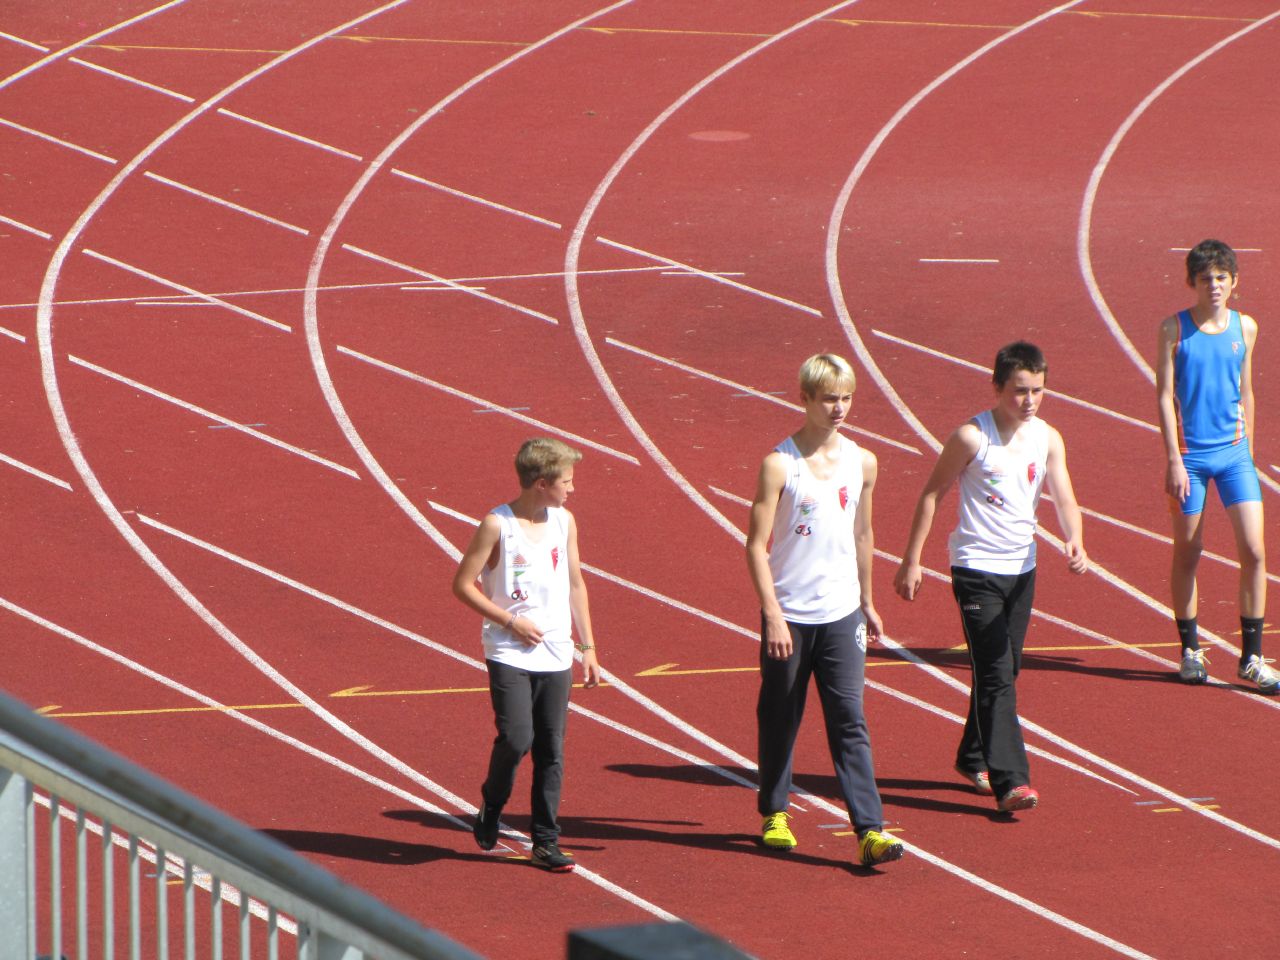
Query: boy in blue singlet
xmin=1156 ymin=239 xmax=1274 ymax=693
xmin=452 ymin=438 xmax=602 ymax=871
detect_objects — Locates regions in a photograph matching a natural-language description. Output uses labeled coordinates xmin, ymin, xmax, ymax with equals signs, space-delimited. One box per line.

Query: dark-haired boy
xmin=1156 ymin=239 xmax=1272 ymax=693
xmin=894 ymin=342 xmax=1087 ymax=812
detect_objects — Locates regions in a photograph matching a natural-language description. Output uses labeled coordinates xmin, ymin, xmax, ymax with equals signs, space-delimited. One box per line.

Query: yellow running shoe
xmin=761 ymin=812 xmax=796 ymax=849
xmin=857 ymin=829 xmax=904 ymax=866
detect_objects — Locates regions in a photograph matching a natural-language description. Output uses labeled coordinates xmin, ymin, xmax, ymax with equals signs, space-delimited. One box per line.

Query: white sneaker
xmin=1178 ymin=648 xmax=1208 ymax=685
xmin=1238 ymin=655 xmax=1280 ymax=695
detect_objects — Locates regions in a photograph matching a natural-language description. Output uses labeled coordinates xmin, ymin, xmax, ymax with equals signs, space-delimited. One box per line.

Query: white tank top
xmin=767 ymin=435 xmax=863 ymax=624
xmin=479 ymin=504 xmax=574 ymax=672
xmin=948 ymin=410 xmax=1048 ymax=575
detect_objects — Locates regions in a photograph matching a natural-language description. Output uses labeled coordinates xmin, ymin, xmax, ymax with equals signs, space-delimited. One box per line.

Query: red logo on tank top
xmin=551 ymin=547 xmax=560 ymax=570
xmin=838 ymin=486 xmax=848 ymax=510
xmin=1027 ymin=463 xmax=1037 ymax=484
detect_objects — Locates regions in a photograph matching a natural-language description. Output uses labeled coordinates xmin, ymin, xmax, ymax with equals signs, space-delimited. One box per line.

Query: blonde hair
xmin=515 ymin=437 xmax=582 ymax=488
xmin=798 ymin=353 xmax=855 ymax=397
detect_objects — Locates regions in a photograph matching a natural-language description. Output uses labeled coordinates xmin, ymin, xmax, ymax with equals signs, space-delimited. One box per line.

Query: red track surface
xmin=3 ymin=2 xmax=1279 ymax=958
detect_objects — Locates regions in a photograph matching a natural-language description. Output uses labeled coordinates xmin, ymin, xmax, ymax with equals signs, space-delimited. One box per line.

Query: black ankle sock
xmin=1241 ymin=617 xmax=1265 ymax=663
xmin=1175 ymin=618 xmax=1199 ymax=653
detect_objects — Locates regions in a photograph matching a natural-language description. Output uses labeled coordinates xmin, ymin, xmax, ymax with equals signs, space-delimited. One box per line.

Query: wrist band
xmin=576 ymin=643 xmax=594 ymax=652
xmin=505 ymin=613 xmax=516 ymax=630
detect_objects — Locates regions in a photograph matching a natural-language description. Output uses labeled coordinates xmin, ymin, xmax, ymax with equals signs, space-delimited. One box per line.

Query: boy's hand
xmin=1064 ymin=541 xmax=1089 ymax=575
xmin=1165 ymin=458 xmax=1190 ymax=501
xmin=893 ymin=560 xmax=924 ymax=601
xmin=581 ymin=649 xmax=601 ymax=688
xmin=509 ymin=615 xmax=544 ymax=646
xmin=862 ymin=604 xmax=883 ymax=645
xmin=764 ymin=614 xmax=792 ymax=660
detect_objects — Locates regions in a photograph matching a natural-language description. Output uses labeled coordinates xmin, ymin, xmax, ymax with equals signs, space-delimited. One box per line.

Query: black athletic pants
xmin=951 ymin=566 xmax=1035 ymax=799
xmin=756 ymin=609 xmax=884 ymax=834
xmin=481 ymin=661 xmax=572 ymax=846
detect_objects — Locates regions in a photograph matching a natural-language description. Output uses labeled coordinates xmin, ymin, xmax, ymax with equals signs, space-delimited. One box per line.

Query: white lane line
xmin=0 ymin=31 xmax=49 ymax=52
xmin=0 ymin=213 xmax=53 ymax=240
xmin=826 ymin=1 xmax=1090 ymax=458
xmin=0 ymin=326 xmax=26 ymax=343
xmin=217 ymin=109 xmax=363 ymax=161
xmin=143 ymin=171 xmax=310 ymax=235
xmin=0 ymin=452 xmax=72 ymax=490
xmin=1077 ymin=10 xmax=1280 ymax=389
xmin=595 ymin=236 xmax=823 ymax=317
xmin=82 ymin=249 xmax=292 ymax=332
xmin=390 ymin=168 xmax=562 ymax=228
xmin=68 ymin=57 xmax=195 ymax=101
xmin=427 ymin=500 xmax=754 ymax=638
xmin=336 ymin=345 xmax=640 ymax=465
xmin=871 ymin=328 xmax=1158 ymax=432
xmin=66 ymin=355 xmax=360 ymax=479
xmin=0 ymin=0 xmax=188 ymax=92
xmin=340 ymin=243 xmax=560 ymax=325
xmin=0 ymin=116 xmax=117 ymax=163
xmin=708 ymin=485 xmax=750 ymax=508
xmin=919 ymin=257 xmax=999 ymax=263
xmin=606 ymin=336 xmax=921 ymax=455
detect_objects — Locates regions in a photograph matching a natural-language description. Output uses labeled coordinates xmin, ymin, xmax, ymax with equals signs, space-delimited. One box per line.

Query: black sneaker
xmin=473 ymin=802 xmax=502 ymax=851
xmin=530 ymin=842 xmax=575 ymax=872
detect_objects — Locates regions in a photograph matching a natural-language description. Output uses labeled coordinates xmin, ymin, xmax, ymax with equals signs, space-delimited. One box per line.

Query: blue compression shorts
xmin=1175 ymin=441 xmax=1261 ymax=516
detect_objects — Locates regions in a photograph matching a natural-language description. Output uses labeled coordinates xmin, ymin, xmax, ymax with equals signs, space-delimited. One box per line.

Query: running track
xmin=2 ymin=2 xmax=1278 ymax=957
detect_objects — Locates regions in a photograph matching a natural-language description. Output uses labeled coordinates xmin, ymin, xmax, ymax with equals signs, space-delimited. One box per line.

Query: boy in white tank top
xmin=746 ymin=353 xmax=903 ymax=867
xmin=894 ymin=342 xmax=1088 ymax=813
xmin=452 ymin=438 xmax=601 ymax=872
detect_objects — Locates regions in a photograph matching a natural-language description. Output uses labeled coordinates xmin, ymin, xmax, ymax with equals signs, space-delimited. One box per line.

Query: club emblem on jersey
xmin=511 ymin=552 xmax=531 ymax=601
xmin=794 ymin=524 xmax=813 ymax=537
xmin=1027 ymin=463 xmax=1037 ymax=484
xmin=1232 ymin=341 xmax=1241 ymax=354
xmin=799 ymin=494 xmax=818 ymax=517
xmin=551 ymin=547 xmax=560 ymax=570
xmin=838 ymin=486 xmax=849 ymax=510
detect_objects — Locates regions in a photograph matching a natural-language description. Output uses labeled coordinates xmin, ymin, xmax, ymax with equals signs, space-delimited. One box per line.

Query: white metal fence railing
xmin=0 ymin=690 xmax=481 ymax=960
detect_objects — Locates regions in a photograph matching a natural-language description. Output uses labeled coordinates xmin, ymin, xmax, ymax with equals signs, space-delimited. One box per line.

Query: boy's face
xmin=994 ymin=369 xmax=1045 ymax=423
xmin=802 ymin=381 xmax=854 ymax=430
xmin=537 ymin=468 xmax=574 ymax=507
xmin=1190 ymin=265 xmax=1237 ymax=311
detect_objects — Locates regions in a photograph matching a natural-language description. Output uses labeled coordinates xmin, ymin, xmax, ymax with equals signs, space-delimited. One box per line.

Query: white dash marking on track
xmin=596 ymin=235 xmax=823 ymax=317
xmin=0 ymin=31 xmax=49 ymax=52
xmin=391 ymin=168 xmax=561 ymax=228
xmin=68 ymin=57 xmax=195 ymax=101
xmin=144 ymin=172 xmax=309 ymax=235
xmin=82 ymin=249 xmax=292 ymax=332
xmin=0 ymin=214 xmax=51 ymax=240
xmin=67 ymin=355 xmax=360 ymax=478
xmin=708 ymin=485 xmax=751 ymax=508
xmin=0 ymin=326 xmax=26 ymax=343
xmin=0 ymin=116 xmax=117 ymax=163
xmin=341 ymin=243 xmax=560 ymax=325
xmin=337 ymin=345 xmax=639 ymax=464
xmin=0 ymin=452 xmax=72 ymax=490
xmin=217 ymin=108 xmax=363 ymax=161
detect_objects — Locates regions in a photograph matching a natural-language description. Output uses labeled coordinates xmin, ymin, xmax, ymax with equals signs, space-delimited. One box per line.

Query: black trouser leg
xmin=756 ymin=616 xmax=813 ymax=816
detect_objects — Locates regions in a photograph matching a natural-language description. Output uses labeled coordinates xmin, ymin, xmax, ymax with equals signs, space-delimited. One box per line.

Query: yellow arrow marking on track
xmin=332 ymin=684 xmax=491 ymax=698
xmin=86 ymin=44 xmax=288 ymax=53
xmin=583 ymin=26 xmax=770 ymax=38
xmin=829 ymin=18 xmax=1014 ymax=29
xmin=945 ymin=641 xmax=1179 ymax=653
xmin=338 ymin=34 xmax=529 ymax=47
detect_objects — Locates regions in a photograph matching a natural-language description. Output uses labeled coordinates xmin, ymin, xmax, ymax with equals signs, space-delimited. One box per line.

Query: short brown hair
xmin=515 ymin=437 xmax=582 ymax=488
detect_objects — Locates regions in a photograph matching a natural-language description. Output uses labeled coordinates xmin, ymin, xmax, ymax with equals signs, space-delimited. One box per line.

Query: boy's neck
xmin=510 ymin=489 xmax=551 ymax=522
xmin=794 ymin=421 xmax=841 ymax=455
xmin=1190 ymin=302 xmax=1231 ymax=326
xmin=989 ymin=406 xmax=1030 ymax=439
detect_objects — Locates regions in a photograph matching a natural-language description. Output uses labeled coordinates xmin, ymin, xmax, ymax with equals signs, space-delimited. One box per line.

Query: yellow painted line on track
xmin=338 ymin=34 xmax=529 ymax=47
xmin=1153 ymin=804 xmax=1221 ymax=813
xmin=829 ymin=18 xmax=1014 ymax=30
xmin=1065 ymin=10 xmax=1255 ymax=22
xmin=946 ymin=641 xmax=1179 ymax=653
xmin=86 ymin=44 xmax=288 ymax=53
xmin=582 ymin=26 xmax=770 ymax=38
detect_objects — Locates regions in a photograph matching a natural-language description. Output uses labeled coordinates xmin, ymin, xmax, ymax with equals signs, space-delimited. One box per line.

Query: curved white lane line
xmin=825 ymin=0 xmax=1089 ymax=456
xmin=0 ymin=1 xmax=189 ymax=91
xmin=1077 ymin=9 xmax=1280 ymax=387
xmin=1077 ymin=9 xmax=1280 ymax=498
xmin=31 ymin=0 xmax=482 ymax=815
xmin=301 ymin=0 xmax=635 ymax=562
xmin=564 ymin=0 xmax=866 ymax=545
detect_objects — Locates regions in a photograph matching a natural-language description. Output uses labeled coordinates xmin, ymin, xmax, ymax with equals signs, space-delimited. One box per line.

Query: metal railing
xmin=0 ymin=690 xmax=480 ymax=960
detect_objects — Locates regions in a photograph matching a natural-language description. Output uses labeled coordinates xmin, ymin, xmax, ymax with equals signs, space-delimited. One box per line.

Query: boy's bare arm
xmin=451 ymin=513 xmax=543 ymax=646
xmin=894 ymin=425 xmax=979 ymax=600
xmin=566 ymin=513 xmax=600 ymax=687
xmin=854 ymin=448 xmax=882 ymax=640
xmin=1045 ymin=427 xmax=1088 ymax=574
xmin=1155 ymin=315 xmax=1189 ymax=500
xmin=1241 ymin=312 xmax=1258 ymax=447
xmin=746 ymin=453 xmax=790 ymax=659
